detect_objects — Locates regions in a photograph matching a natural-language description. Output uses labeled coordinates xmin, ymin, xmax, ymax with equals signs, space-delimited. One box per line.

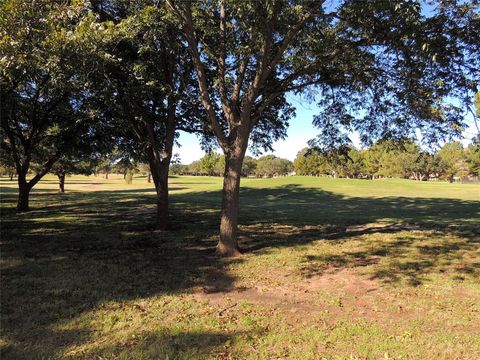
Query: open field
xmin=1 ymin=175 xmax=479 ymax=359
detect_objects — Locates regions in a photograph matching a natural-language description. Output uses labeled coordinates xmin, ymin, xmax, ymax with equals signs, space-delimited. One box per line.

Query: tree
xmin=255 ymin=155 xmax=292 ymax=178
xmin=436 ymin=142 xmax=467 ymax=182
xmin=50 ymin=156 xmax=97 ymax=193
xmin=363 ymin=145 xmax=383 ymax=180
xmin=75 ymin=2 xmax=209 ymax=229
xmin=363 ymin=140 xmax=412 ymax=179
xmin=200 ymin=152 xmax=223 ymax=176
xmin=329 ymin=147 xmax=364 ymax=179
xmin=294 ymin=148 xmax=326 ymax=176
xmin=465 ymin=136 xmax=480 ymax=177
xmin=187 ymin=160 xmax=202 ymax=176
xmin=396 ymin=141 xmax=438 ymax=181
xmin=0 ymin=1 xmax=101 ymax=211
xmin=0 ymin=147 xmax=16 ymax=180
xmin=241 ymin=156 xmax=257 ymax=177
xmin=170 ymin=163 xmax=188 ymax=175
xmin=166 ymin=0 xmax=477 ymax=255
xmin=475 ymin=92 xmax=480 ymax=118
xmin=97 ymin=151 xmax=121 ymax=180
xmin=113 ymin=156 xmax=137 ymax=180
xmin=137 ymin=162 xmax=152 ymax=182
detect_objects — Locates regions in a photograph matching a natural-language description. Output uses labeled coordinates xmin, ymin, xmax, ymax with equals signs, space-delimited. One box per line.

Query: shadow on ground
xmin=0 ymin=182 xmax=479 ymax=358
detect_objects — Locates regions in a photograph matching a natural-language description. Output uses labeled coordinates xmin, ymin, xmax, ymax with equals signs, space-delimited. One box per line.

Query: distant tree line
xmin=293 ymin=138 xmax=480 ymax=182
xmin=170 ymin=153 xmax=293 ymax=178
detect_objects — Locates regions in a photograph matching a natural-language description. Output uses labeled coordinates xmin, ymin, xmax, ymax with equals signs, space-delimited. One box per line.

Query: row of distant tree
xmin=171 ymin=153 xmax=293 ymax=178
xmin=294 ymin=139 xmax=479 ymax=182
xmin=2 ymin=137 xmax=477 ymax=188
xmin=170 ymin=137 xmax=479 ymax=181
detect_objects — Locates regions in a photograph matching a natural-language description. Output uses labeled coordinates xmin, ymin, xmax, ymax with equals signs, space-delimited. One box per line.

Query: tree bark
xmin=105 ymin=171 xmax=109 ymax=179
xmin=17 ymin=172 xmax=31 ymax=212
xmin=149 ymin=158 xmax=171 ymax=230
xmin=217 ymin=144 xmax=247 ymax=256
xmin=147 ymin=172 xmax=151 ymax=183
xmin=156 ymin=165 xmax=170 ymax=230
xmin=9 ymin=172 xmax=14 ymax=181
xmin=58 ymin=173 xmax=65 ymax=193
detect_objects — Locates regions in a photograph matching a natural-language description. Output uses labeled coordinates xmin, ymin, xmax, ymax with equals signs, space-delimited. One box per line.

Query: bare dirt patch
xmin=304 ymin=268 xmax=380 ymax=295
xmin=192 ymin=267 xmax=422 ymax=325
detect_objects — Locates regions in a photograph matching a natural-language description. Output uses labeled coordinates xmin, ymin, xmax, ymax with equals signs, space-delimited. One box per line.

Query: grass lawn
xmin=1 ymin=174 xmax=479 ymax=359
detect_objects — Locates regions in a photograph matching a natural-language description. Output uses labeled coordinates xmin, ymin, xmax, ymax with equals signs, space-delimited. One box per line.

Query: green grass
xmin=1 ymin=174 xmax=479 ymax=359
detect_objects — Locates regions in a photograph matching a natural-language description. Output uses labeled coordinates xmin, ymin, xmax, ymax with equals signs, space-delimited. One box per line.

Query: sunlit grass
xmin=1 ymin=174 xmax=479 ymax=359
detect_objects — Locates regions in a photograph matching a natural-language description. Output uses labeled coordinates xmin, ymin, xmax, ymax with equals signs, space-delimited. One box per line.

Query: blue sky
xmin=173 ymin=95 xmax=478 ymax=164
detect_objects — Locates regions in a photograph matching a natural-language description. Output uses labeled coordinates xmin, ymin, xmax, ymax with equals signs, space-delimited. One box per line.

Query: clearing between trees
xmin=1 ymin=175 xmax=479 ymax=359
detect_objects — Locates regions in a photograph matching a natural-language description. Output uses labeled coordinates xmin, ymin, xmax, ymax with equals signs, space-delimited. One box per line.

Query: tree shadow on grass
xmin=86 ymin=329 xmax=245 ymax=359
xmin=3 ymin=328 xmax=242 ymax=359
xmin=237 ymin=184 xmax=480 ymax=228
xmin=1 ymin=232 xmax=240 ymax=358
xmin=234 ymin=184 xmax=478 ymax=286
xmin=0 ymin=182 xmax=479 ymax=358
xmin=295 ymin=226 xmax=479 ymax=286
xmin=1 ymin=188 xmax=236 ymax=358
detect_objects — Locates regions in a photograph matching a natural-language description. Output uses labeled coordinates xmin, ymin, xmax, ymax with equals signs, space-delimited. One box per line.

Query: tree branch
xmin=231 ymin=56 xmax=249 ymax=107
xmin=217 ymin=0 xmax=232 ymax=123
xmin=167 ymin=0 xmax=229 ymax=150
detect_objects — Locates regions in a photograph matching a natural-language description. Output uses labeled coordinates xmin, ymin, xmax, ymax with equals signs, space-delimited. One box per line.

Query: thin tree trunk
xmin=58 ymin=173 xmax=65 ymax=193
xmin=218 ymin=150 xmax=245 ymax=256
xmin=9 ymin=172 xmax=14 ymax=181
xmin=17 ymin=172 xmax=31 ymax=212
xmin=147 ymin=172 xmax=151 ymax=183
xmin=105 ymin=171 xmax=109 ymax=179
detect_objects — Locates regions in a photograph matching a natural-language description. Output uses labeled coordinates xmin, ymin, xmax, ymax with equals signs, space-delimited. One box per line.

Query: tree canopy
xmin=0 ymin=0 xmax=109 ymax=210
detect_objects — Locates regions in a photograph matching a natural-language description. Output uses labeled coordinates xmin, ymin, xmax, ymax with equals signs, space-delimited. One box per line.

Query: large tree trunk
xmin=149 ymin=159 xmax=170 ymax=230
xmin=17 ymin=173 xmax=31 ymax=212
xmin=58 ymin=173 xmax=65 ymax=193
xmin=156 ymin=165 xmax=170 ymax=229
xmin=217 ymin=144 xmax=247 ymax=256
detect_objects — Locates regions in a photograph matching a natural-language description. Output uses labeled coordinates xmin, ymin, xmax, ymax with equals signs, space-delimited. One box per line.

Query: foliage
xmin=465 ymin=136 xmax=480 ymax=177
xmin=200 ymin=152 xmax=224 ymax=176
xmin=294 ymin=139 xmax=476 ymax=181
xmin=0 ymin=0 xmax=112 ymax=209
xmin=436 ymin=141 xmax=468 ymax=181
xmin=178 ymin=154 xmax=292 ymax=178
xmin=294 ymin=148 xmax=326 ymax=176
xmin=254 ymin=155 xmax=293 ymax=178
xmin=309 ymin=1 xmax=479 ymax=148
xmin=241 ymin=156 xmax=257 ymax=177
xmin=475 ymin=92 xmax=480 ymax=118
